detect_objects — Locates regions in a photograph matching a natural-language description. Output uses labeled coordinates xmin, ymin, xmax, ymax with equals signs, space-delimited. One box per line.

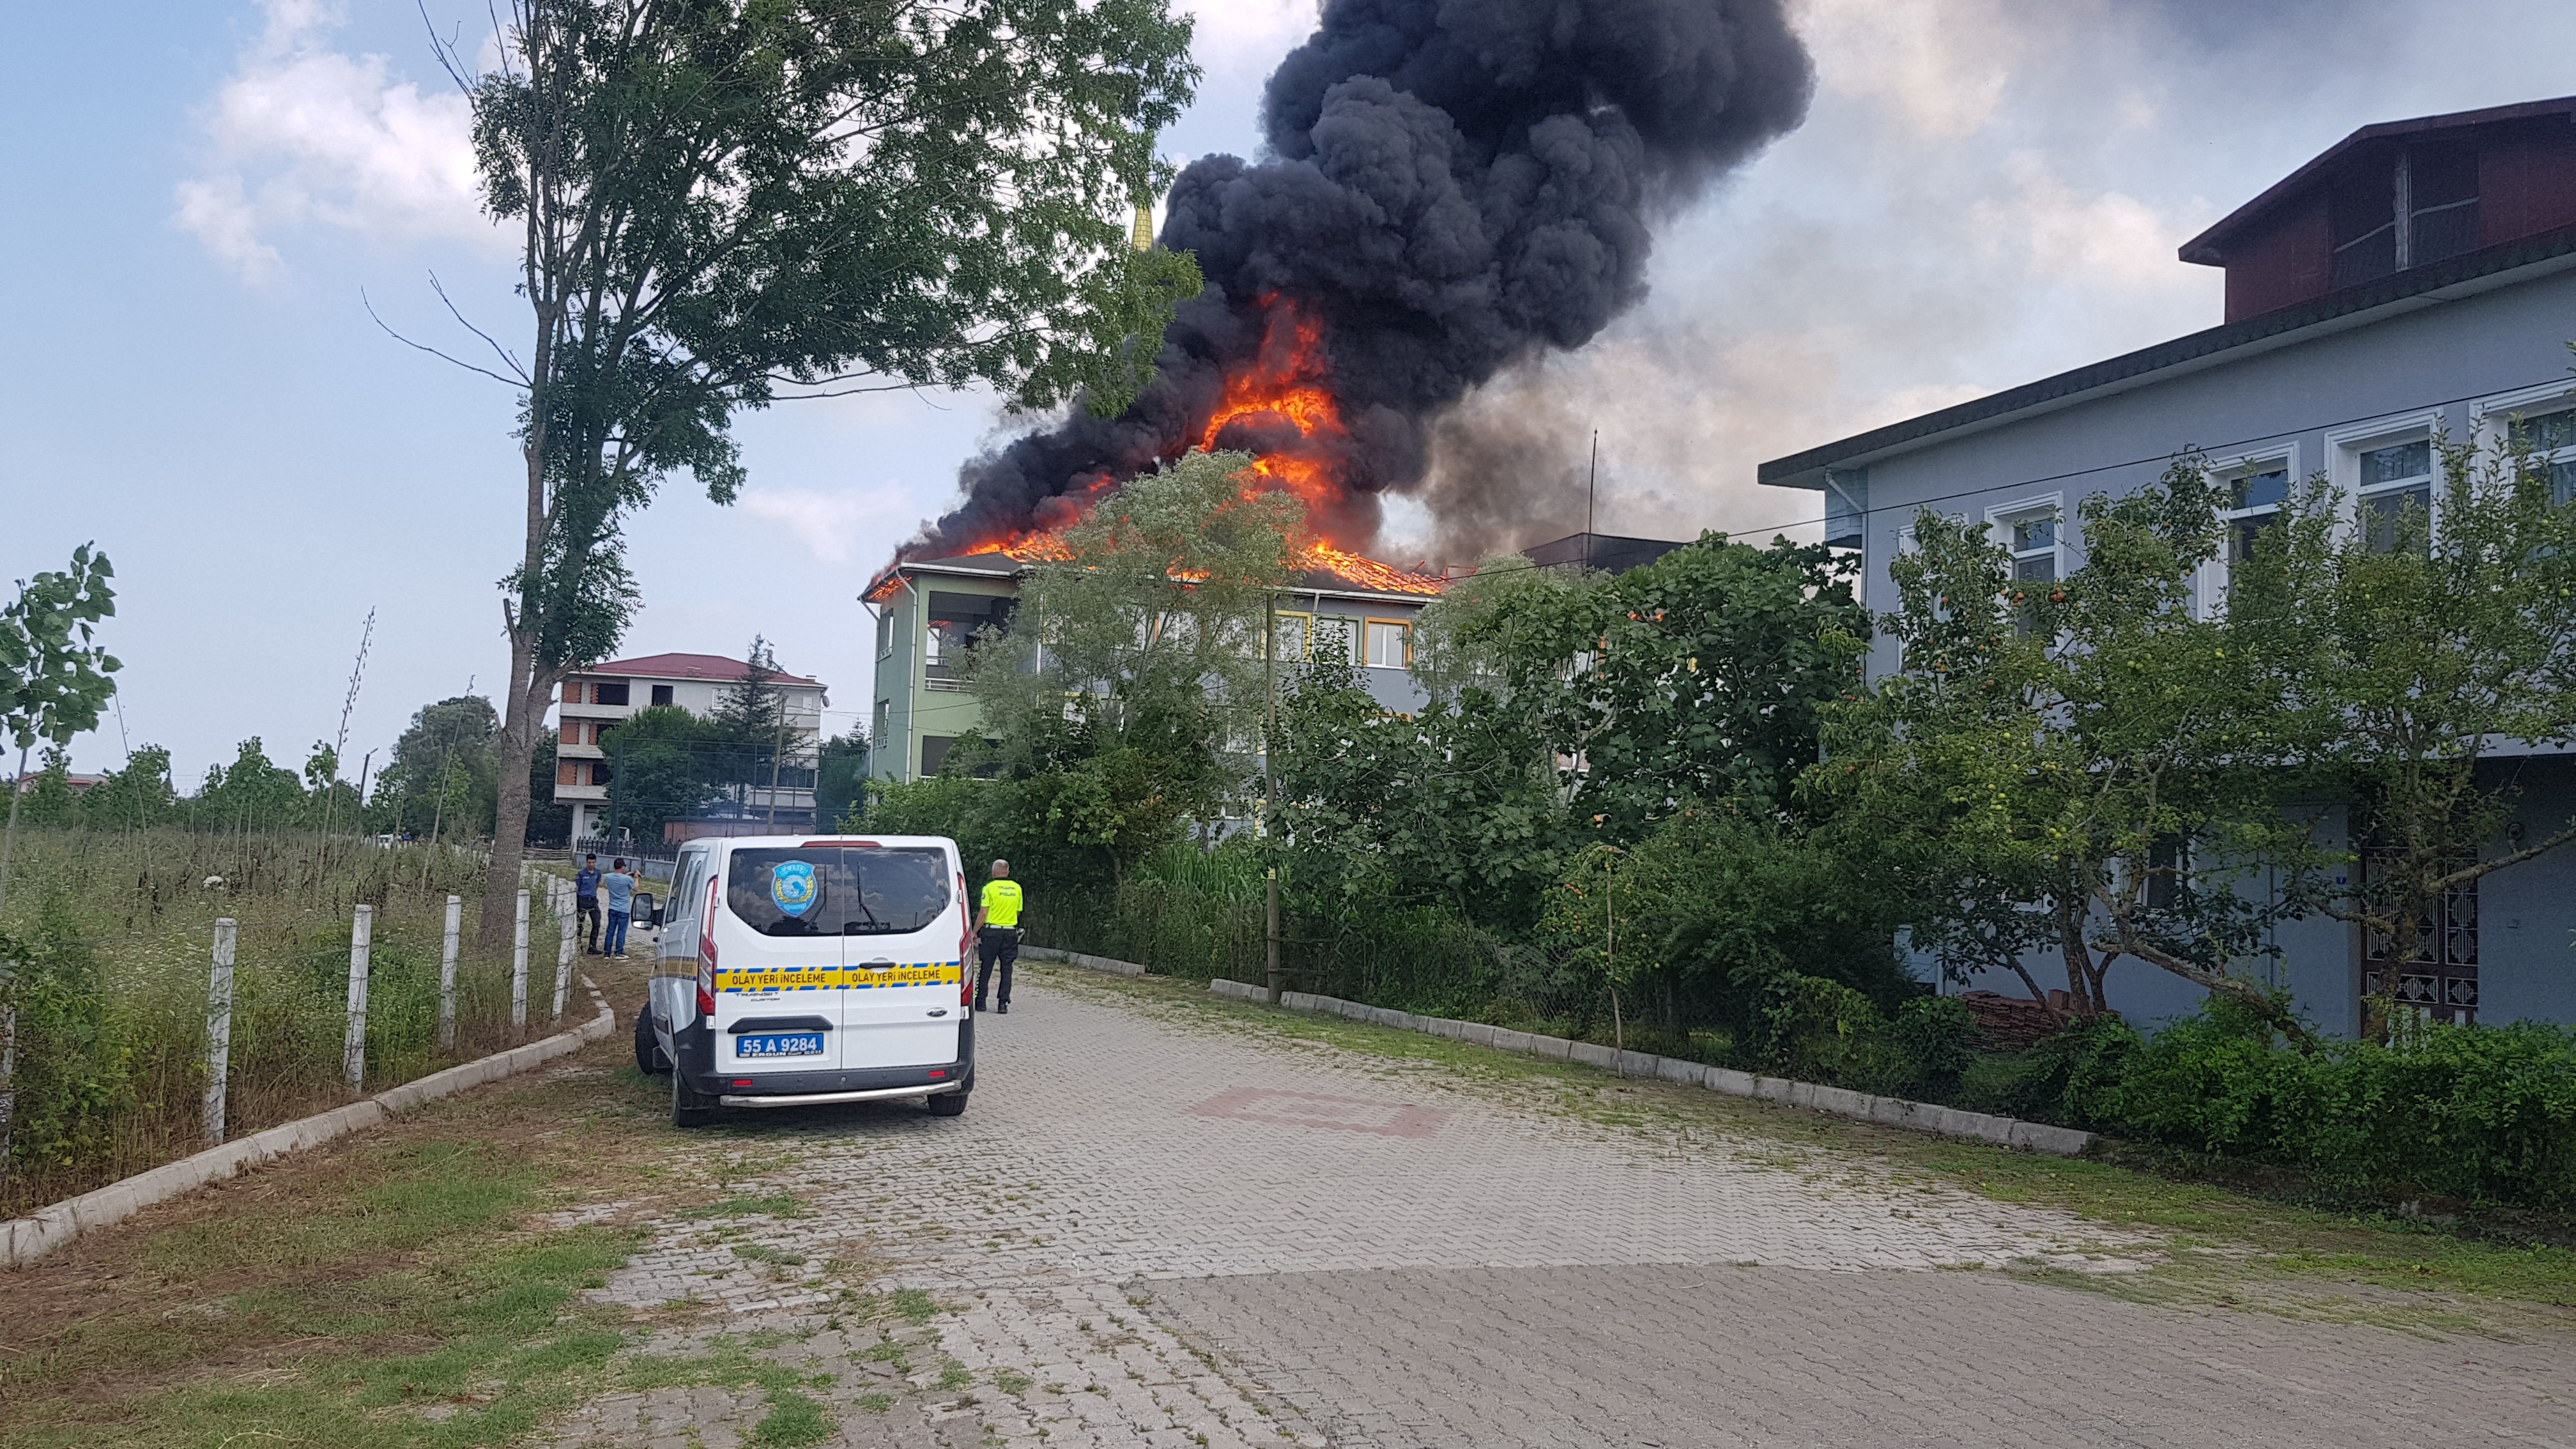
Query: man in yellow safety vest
xmin=972 ymin=859 xmax=1025 ymax=1014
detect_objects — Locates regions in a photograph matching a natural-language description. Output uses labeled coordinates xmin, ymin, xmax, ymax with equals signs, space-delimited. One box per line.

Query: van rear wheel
xmin=926 ymin=1089 xmax=967 ymax=1117
xmin=671 ymin=1071 xmax=719 ymax=1128
xmin=634 ymin=1004 xmax=671 ymax=1075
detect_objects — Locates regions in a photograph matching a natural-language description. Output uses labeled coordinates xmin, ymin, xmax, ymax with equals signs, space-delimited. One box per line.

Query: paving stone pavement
xmin=551 ymin=969 xmax=2571 ymax=1446
xmin=1142 ymin=1264 xmax=2576 ymax=1448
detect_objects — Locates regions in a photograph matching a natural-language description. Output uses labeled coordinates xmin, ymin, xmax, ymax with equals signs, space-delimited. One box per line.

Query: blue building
xmin=1764 ymin=96 xmax=2576 ymax=1036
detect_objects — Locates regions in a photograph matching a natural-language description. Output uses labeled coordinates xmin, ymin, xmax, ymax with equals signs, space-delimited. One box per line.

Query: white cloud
xmin=1176 ymin=0 xmax=1315 ymax=72
xmin=739 ymin=485 xmax=917 ymax=565
xmin=176 ymin=0 xmax=496 ymax=284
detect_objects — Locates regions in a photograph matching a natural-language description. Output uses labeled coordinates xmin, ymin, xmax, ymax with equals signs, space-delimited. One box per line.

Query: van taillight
xmin=696 ymin=877 xmax=721 ymax=1016
xmin=958 ymin=875 xmax=974 ymax=1007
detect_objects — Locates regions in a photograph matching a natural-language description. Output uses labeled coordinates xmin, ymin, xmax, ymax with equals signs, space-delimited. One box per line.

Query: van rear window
xmin=726 ymin=847 xmax=950 ymax=937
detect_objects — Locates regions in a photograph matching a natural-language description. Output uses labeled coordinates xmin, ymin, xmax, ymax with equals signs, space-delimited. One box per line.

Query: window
xmin=2407 ymin=140 xmax=2481 ymax=269
xmin=591 ymin=679 xmax=629 ymax=707
xmin=2224 ymin=467 xmax=2290 ymax=565
xmin=875 ymin=607 xmax=894 ymax=660
xmin=924 ymin=592 xmax=1011 ymax=690
xmin=650 ymin=684 xmax=674 ymax=707
xmin=2511 ymin=406 xmax=2576 ymax=507
xmin=2330 ymin=142 xmax=2481 ymax=291
xmin=725 ymin=846 xmax=951 ymax=938
xmin=2006 ymin=514 xmax=2058 ymax=583
xmin=919 ymin=735 xmax=955 ymax=776
xmin=1312 ymin=617 xmax=1357 ymax=665
xmin=1271 ymin=611 xmax=1312 ymax=663
xmin=2358 ymin=438 xmax=2434 ymax=553
xmin=1363 ymin=619 xmax=1411 ymax=669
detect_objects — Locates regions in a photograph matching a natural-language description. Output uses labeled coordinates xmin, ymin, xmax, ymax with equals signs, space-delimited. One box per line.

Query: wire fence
xmin=1026 ymin=862 xmax=1735 ymax=1065
xmin=0 ymin=828 xmax=585 ymax=1218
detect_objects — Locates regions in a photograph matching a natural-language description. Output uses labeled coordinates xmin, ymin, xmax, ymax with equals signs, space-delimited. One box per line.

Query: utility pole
xmin=1264 ymin=588 xmax=1283 ymax=1006
xmin=1585 ymin=429 xmax=1599 ymax=573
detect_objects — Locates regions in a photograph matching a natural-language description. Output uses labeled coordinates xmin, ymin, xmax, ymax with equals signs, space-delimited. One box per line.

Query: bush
xmin=0 ymin=903 xmax=132 ymax=1177
xmin=2065 ymin=1002 xmax=2576 ymax=1208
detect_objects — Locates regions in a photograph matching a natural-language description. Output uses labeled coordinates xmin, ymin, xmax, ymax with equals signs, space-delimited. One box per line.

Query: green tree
xmin=2232 ymin=434 xmax=2576 ymax=1034
xmin=373 ymin=696 xmax=502 ymax=839
xmin=194 ymin=739 xmax=310 ymax=832
xmin=0 ymin=544 xmax=119 ymax=917
xmin=0 ymin=543 xmax=118 ymax=1188
xmin=1834 ymin=461 xmax=2313 ymax=1041
xmin=435 ymin=0 xmax=1204 ymax=941
xmin=14 ymin=749 xmax=80 ymax=829
xmin=603 ymin=705 xmax=716 ymax=843
xmin=816 ymin=730 xmax=870 ymax=830
xmin=80 ymin=746 xmax=177 ymax=831
xmin=961 ymin=449 xmax=1300 ymax=893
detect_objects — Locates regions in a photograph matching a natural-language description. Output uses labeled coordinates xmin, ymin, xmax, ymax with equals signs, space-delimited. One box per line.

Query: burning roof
xmin=862 ymin=537 xmax=1445 ymax=608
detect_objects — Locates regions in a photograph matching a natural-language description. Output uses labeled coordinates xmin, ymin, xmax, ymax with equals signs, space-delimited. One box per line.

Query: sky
xmin=6 ymin=0 xmax=2575 ymax=786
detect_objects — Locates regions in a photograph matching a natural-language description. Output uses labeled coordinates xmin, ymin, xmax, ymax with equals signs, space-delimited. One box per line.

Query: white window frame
xmin=1363 ymin=617 xmax=1413 ymax=670
xmin=1311 ymin=615 xmax=1358 ymax=666
xmin=1271 ymin=610 xmax=1314 ymax=663
xmin=2471 ymin=379 xmax=2576 ymax=507
xmin=2326 ymin=410 xmax=2446 ymax=549
xmin=1983 ymin=494 xmax=2065 ymax=587
xmin=2203 ymin=444 xmax=2299 ymax=614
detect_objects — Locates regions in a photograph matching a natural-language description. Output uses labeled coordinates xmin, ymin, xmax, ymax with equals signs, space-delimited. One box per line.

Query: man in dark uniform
xmin=574 ymin=853 xmax=603 ymax=954
xmin=972 ymin=858 xmax=1024 ymax=1014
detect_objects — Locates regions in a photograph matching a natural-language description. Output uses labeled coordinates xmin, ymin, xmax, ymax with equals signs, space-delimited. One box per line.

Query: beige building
xmin=555 ymin=652 xmax=828 ymax=841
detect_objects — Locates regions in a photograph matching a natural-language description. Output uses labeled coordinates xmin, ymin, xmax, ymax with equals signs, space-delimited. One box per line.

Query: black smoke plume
xmin=912 ymin=0 xmax=1813 ymax=559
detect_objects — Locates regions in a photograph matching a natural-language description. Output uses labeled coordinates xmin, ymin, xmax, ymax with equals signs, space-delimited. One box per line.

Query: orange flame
xmin=916 ymin=296 xmax=1442 ymax=597
xmin=1197 ymin=300 xmax=1350 ymax=517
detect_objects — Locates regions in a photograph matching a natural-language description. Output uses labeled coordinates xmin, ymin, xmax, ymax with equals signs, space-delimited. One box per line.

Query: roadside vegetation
xmin=0 ymin=829 xmax=547 ymax=1216
xmin=874 ymin=429 xmax=2576 ymax=1215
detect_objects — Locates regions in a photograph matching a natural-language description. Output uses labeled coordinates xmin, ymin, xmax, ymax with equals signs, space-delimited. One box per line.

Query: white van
xmin=634 ymin=834 xmax=974 ymax=1126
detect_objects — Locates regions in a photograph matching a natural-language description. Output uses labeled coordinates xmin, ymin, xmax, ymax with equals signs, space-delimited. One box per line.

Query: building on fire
xmin=1765 ymin=94 xmax=2576 ymax=1036
xmin=858 ymin=548 xmax=1448 ymax=785
xmin=859 ymin=531 xmax=1691 ymax=786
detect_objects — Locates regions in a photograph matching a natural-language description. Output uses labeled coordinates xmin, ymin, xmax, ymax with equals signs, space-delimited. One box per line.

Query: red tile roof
xmin=576 ymin=652 xmax=822 ymax=686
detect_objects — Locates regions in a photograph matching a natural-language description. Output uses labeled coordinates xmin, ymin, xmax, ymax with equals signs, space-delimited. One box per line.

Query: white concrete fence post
xmin=553 ymin=891 xmax=574 ymax=1020
xmin=343 ymin=904 xmax=372 ymax=1093
xmin=510 ymin=889 xmax=530 ymax=1029
xmin=205 ymin=918 xmax=237 ymax=1145
xmin=438 ymin=894 xmax=461 ymax=1050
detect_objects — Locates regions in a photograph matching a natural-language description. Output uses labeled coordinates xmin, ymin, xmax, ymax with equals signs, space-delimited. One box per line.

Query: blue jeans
xmin=604 ymin=910 xmax=631 ymax=956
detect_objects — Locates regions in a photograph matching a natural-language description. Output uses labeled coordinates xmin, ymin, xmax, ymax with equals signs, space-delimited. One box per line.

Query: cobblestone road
xmin=552 ymin=969 xmax=2573 ymax=1447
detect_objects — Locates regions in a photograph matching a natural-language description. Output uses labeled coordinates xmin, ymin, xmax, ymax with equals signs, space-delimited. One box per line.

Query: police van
xmin=634 ymin=834 xmax=974 ymax=1126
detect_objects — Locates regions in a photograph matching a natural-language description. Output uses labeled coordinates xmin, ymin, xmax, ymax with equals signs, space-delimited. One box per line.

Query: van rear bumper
xmin=721 ymin=1080 xmax=965 ymax=1108
xmin=675 ymin=1018 xmax=972 ymax=1106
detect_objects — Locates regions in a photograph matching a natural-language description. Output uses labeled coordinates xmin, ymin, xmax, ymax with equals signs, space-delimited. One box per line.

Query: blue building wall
xmin=1839 ymin=265 xmax=2576 ymax=1032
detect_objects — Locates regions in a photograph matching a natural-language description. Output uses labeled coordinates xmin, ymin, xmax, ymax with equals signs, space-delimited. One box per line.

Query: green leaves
xmin=0 ymin=542 xmax=120 ymax=753
xmin=960 ymin=450 xmax=1296 ymax=892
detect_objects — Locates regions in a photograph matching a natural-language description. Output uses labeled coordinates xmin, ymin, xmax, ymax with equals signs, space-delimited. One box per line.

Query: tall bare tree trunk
xmin=480 ymin=438 xmax=555 ymax=947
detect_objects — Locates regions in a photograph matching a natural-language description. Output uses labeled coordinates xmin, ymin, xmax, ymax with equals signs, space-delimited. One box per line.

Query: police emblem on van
xmin=770 ymin=859 xmax=818 ymax=916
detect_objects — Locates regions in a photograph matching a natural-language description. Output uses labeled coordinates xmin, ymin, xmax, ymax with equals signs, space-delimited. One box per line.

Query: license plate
xmin=736 ymin=1032 xmax=825 ymax=1059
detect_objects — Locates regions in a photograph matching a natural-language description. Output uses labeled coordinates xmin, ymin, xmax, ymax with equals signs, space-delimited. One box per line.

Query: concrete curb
xmin=1017 ymin=945 xmax=1145 ymax=976
xmin=1204 ymin=977 xmax=2095 ymax=1158
xmin=3 ymin=984 xmax=619 ymax=1269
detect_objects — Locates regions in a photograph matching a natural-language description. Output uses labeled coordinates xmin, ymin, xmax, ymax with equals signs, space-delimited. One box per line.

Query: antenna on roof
xmin=1585 ymin=429 xmax=1599 ymax=572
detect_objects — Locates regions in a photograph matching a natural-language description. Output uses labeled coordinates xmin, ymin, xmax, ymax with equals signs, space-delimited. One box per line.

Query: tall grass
xmin=0 ymin=828 xmax=564 ymax=1217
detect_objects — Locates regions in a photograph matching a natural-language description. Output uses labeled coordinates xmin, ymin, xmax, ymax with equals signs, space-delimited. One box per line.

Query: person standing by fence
xmin=601 ymin=857 xmax=637 ymax=960
xmin=575 ymin=853 xmax=603 ymax=954
xmin=972 ymin=858 xmax=1023 ymax=1015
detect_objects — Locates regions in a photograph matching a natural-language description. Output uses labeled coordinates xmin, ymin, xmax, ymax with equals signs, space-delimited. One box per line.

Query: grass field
xmin=1 ymin=828 xmax=583 ymax=1217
